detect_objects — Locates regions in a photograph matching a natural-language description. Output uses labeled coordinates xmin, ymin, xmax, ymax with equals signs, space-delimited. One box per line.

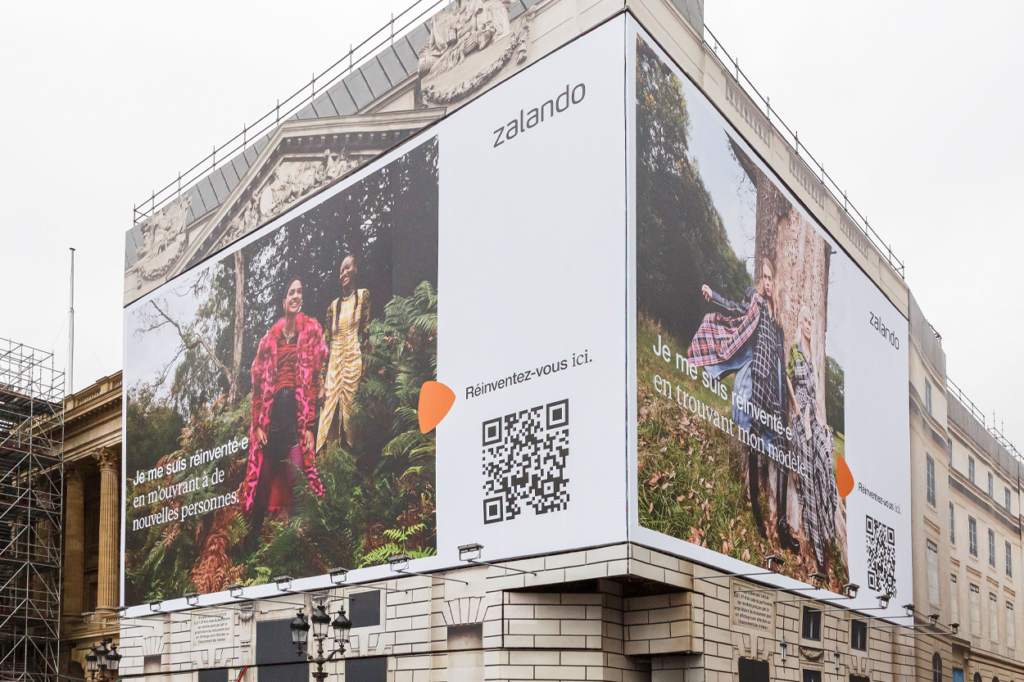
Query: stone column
xmin=94 ymin=446 xmax=120 ymax=618
xmin=64 ymin=462 xmax=85 ymax=617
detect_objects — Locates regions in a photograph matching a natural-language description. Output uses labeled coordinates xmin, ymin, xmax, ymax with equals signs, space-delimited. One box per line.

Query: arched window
xmin=974 ymin=673 xmax=982 ymax=682
xmin=932 ymin=654 xmax=942 ymax=682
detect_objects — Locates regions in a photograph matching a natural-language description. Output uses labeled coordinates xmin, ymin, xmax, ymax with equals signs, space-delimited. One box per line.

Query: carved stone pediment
xmin=418 ymin=0 xmax=537 ymax=106
xmin=212 ymin=148 xmax=358 ymax=253
xmin=176 ymin=109 xmax=445 ymax=274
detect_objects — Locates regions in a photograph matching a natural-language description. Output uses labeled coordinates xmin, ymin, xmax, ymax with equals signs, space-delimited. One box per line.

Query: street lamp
xmin=290 ymin=604 xmax=351 ymax=682
xmin=85 ymin=638 xmax=121 ymax=682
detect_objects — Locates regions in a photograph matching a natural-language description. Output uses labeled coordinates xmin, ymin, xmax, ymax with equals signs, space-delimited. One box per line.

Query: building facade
xmin=112 ymin=4 xmax=1023 ymax=682
xmin=61 ymin=371 xmax=123 ymax=678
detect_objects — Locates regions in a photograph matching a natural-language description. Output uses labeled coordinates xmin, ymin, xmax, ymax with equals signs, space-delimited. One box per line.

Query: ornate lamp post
xmin=289 ymin=604 xmax=352 ymax=682
xmin=85 ymin=638 xmax=122 ymax=682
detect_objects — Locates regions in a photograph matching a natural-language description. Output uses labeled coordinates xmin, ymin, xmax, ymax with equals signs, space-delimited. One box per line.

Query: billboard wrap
xmin=123 ymin=19 xmax=628 ymax=607
xmin=122 ymin=16 xmax=912 ymax=614
xmin=628 ymin=27 xmax=911 ymax=607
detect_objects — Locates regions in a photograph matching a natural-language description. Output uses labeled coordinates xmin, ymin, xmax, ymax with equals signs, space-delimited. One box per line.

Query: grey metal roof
xmin=127 ymin=0 xmax=702 ymax=268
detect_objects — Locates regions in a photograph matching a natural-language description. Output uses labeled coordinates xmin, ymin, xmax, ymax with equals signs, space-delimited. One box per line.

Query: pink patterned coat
xmin=242 ymin=313 xmax=329 ymax=511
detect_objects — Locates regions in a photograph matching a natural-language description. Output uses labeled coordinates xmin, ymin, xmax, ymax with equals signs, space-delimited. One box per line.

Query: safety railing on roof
xmin=703 ymin=27 xmax=905 ymax=280
xmin=947 ymin=378 xmax=987 ymax=427
xmin=131 ymin=0 xmax=448 ymax=228
xmin=948 ymin=377 xmax=1020 ymax=462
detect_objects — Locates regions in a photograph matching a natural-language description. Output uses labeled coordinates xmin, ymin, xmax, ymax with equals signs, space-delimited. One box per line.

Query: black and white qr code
xmin=482 ymin=399 xmax=569 ymax=524
xmin=866 ymin=515 xmax=897 ymax=597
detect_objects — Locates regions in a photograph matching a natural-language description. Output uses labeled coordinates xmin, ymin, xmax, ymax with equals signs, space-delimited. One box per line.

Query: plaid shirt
xmin=750 ymin=306 xmax=784 ymax=432
xmin=686 ymin=286 xmax=762 ymax=367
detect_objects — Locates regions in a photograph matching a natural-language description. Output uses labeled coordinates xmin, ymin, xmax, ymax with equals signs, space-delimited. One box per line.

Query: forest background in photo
xmin=124 ymin=138 xmax=439 ymax=605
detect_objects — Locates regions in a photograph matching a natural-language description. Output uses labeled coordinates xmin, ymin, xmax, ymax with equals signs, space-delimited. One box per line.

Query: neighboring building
xmin=61 ymin=371 xmax=123 ymax=678
xmin=907 ymin=297 xmax=1024 ymax=682
xmin=113 ymin=4 xmax=1024 ymax=682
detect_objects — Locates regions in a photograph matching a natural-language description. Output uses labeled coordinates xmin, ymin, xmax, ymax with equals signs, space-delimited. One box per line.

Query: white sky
xmin=1 ymin=1 xmax=1021 ymax=445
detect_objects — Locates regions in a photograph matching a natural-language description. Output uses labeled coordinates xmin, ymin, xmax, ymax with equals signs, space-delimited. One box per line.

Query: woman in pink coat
xmin=241 ymin=276 xmax=328 ymax=550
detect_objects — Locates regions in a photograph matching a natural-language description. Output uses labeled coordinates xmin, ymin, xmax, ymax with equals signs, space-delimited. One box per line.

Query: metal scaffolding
xmin=0 ymin=339 xmax=64 ymax=682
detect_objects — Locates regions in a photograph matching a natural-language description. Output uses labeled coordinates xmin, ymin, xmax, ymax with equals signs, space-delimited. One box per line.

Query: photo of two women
xmin=124 ymin=138 xmax=439 ymax=605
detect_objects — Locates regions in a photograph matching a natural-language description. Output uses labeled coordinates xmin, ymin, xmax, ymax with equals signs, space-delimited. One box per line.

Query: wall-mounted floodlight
xmin=809 ymin=572 xmax=827 ymax=588
xmin=149 ymin=600 xmax=162 ymax=612
xmin=903 ymin=603 xmax=915 ymax=618
xmin=389 ymin=553 xmax=468 ymax=585
xmin=387 ymin=554 xmax=411 ymax=571
xmin=950 ymin=623 xmax=960 ymax=635
xmin=765 ymin=555 xmax=784 ymax=572
xmin=459 ymin=543 xmax=484 ymax=562
xmin=877 ymin=593 xmax=892 ymax=609
xmin=185 ymin=592 xmax=199 ymax=606
xmin=275 ymin=575 xmax=294 ymax=591
xmin=928 ymin=613 xmax=940 ymax=625
xmin=227 ymin=583 xmax=243 ymax=598
xmin=842 ymin=583 xmax=859 ymax=599
xmin=329 ymin=568 xmax=349 ymax=585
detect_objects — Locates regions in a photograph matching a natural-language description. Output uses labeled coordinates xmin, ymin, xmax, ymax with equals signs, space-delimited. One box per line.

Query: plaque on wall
xmin=730 ymin=579 xmax=776 ymax=635
xmin=192 ymin=612 xmax=233 ymax=647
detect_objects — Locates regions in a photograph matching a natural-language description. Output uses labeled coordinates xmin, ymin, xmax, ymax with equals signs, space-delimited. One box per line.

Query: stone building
xmin=61 ymin=371 xmax=123 ymax=677
xmin=906 ymin=294 xmax=1024 ymax=682
xmin=111 ymin=3 xmax=1023 ymax=682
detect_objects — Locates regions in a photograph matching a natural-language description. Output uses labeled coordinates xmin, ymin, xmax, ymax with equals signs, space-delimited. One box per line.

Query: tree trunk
xmin=229 ymin=249 xmax=245 ymax=405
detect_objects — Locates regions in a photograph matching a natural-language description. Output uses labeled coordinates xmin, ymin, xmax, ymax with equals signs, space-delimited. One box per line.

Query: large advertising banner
xmin=122 ymin=18 xmax=628 ymax=607
xmin=628 ymin=24 xmax=912 ymax=609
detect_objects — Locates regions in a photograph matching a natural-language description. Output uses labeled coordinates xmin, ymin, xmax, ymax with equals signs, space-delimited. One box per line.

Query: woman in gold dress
xmin=317 ymin=254 xmax=370 ymax=451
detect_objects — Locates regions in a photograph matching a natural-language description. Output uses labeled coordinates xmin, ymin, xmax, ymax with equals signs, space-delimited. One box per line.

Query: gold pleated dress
xmin=317 ymin=289 xmax=369 ymax=452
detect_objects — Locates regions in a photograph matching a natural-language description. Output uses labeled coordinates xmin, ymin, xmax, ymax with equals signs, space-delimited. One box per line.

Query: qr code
xmin=866 ymin=515 xmax=897 ymax=597
xmin=482 ymin=399 xmax=569 ymax=524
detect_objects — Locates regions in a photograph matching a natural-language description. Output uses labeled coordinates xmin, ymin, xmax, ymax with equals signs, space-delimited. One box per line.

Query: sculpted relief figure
xmin=218 ymin=150 xmax=355 ymax=250
xmin=419 ymin=0 xmax=537 ymax=106
xmin=420 ymin=0 xmax=512 ymax=78
xmin=135 ymin=195 xmax=191 ymax=281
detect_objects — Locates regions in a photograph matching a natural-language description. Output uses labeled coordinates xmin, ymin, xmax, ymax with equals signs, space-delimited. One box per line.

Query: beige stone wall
xmin=117 ymin=544 xmax=928 ymax=682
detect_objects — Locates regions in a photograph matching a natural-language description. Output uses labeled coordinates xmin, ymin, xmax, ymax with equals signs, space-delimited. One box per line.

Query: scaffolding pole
xmin=0 ymin=338 xmax=64 ymax=682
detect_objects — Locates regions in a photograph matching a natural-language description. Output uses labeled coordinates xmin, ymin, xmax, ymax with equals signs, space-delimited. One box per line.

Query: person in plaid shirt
xmin=688 ymin=258 xmax=797 ymax=550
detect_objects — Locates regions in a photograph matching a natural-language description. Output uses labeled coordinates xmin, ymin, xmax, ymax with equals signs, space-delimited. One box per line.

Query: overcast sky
xmin=1 ymin=1 xmax=1021 ymax=446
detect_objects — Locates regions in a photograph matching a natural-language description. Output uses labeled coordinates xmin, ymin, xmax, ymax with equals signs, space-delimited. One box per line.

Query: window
xmin=346 ymin=658 xmax=387 ymax=682
xmin=974 ymin=673 xmax=982 ymax=682
xmin=990 ymin=593 xmax=999 ymax=643
xmin=738 ymin=658 xmax=769 ymax=682
xmin=1007 ymin=602 xmax=1015 ymax=649
xmin=927 ymin=540 xmax=940 ymax=605
xmin=926 ymin=379 xmax=933 ymax=414
xmin=802 ymin=606 xmax=821 ymax=641
xmin=803 ymin=670 xmax=822 ymax=682
xmin=1005 ymin=488 xmax=1012 ymax=513
xmin=349 ymin=590 xmax=382 ymax=627
xmin=970 ymin=457 xmax=976 ymax=483
xmin=970 ymin=584 xmax=981 ymax=636
xmin=969 ymin=517 xmax=978 ymax=556
xmin=927 ymin=455 xmax=936 ymax=506
xmin=850 ymin=619 xmax=867 ymax=651
xmin=948 ymin=437 xmax=953 ymax=466
xmin=950 ymin=503 xmax=956 ymax=543
xmin=950 ymin=575 xmax=959 ymax=625
xmin=1007 ymin=541 xmax=1013 ymax=577
xmin=988 ymin=473 xmax=994 ymax=498
xmin=989 ymin=529 xmax=996 ymax=567
xmin=932 ymin=653 xmax=942 ymax=682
